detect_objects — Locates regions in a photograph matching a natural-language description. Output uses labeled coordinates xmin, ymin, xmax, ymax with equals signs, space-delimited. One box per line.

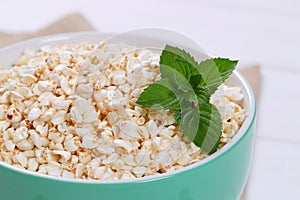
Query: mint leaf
xmin=160 ymin=45 xmax=199 ymax=79
xmin=172 ymin=57 xmax=195 ymax=81
xmin=159 ymin=64 xmax=199 ymax=103
xmin=189 ymin=74 xmax=205 ymax=89
xmin=136 ymin=79 xmax=180 ymax=110
xmin=195 ymin=104 xmax=222 ymax=153
xmin=196 ymin=58 xmax=238 ymax=95
xmin=175 ymin=104 xmax=200 ymax=141
xmin=194 ymin=86 xmax=210 ymax=104
xmin=175 ymin=103 xmax=222 ymax=153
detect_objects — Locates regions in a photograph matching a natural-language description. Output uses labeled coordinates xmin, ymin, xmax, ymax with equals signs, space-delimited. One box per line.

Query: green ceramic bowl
xmin=0 ymin=30 xmax=256 ymax=200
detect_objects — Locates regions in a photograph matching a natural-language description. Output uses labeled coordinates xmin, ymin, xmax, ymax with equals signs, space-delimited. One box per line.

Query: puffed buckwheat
xmin=0 ymin=42 xmax=246 ymax=180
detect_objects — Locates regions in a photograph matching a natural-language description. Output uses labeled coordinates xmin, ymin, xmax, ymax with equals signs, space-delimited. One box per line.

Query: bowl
xmin=0 ymin=30 xmax=256 ymax=200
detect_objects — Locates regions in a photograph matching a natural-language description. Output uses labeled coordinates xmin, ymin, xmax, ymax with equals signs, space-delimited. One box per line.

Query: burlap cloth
xmin=0 ymin=12 xmax=260 ymax=200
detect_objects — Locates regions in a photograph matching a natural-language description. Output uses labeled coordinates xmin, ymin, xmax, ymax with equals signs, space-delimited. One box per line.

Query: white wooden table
xmin=1 ymin=0 xmax=300 ymax=199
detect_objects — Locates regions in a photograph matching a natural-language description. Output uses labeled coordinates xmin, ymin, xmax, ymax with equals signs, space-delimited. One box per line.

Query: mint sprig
xmin=136 ymin=45 xmax=238 ymax=154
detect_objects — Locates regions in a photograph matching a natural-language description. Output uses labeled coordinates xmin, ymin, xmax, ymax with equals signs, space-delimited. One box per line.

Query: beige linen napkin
xmin=0 ymin=12 xmax=260 ymax=200
xmin=0 ymin=13 xmax=95 ymax=47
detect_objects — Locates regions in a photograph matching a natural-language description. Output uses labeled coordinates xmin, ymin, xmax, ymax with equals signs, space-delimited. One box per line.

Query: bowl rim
xmin=0 ymin=31 xmax=257 ymax=184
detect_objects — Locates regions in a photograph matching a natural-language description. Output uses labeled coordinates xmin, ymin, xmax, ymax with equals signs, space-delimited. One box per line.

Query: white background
xmin=1 ymin=0 xmax=300 ymax=199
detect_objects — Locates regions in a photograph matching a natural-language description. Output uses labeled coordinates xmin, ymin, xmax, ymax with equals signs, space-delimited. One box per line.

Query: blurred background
xmin=0 ymin=0 xmax=299 ymax=199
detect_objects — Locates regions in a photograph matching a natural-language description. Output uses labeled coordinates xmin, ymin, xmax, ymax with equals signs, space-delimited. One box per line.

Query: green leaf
xmin=195 ymin=104 xmax=222 ymax=154
xmin=189 ymin=74 xmax=205 ymax=89
xmin=196 ymin=58 xmax=238 ymax=95
xmin=175 ymin=104 xmax=200 ymax=141
xmin=159 ymin=64 xmax=199 ymax=103
xmin=136 ymin=79 xmax=180 ymax=110
xmin=194 ymin=86 xmax=210 ymax=104
xmin=172 ymin=57 xmax=197 ymax=81
xmin=175 ymin=103 xmax=222 ymax=153
xmin=160 ymin=45 xmax=199 ymax=79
